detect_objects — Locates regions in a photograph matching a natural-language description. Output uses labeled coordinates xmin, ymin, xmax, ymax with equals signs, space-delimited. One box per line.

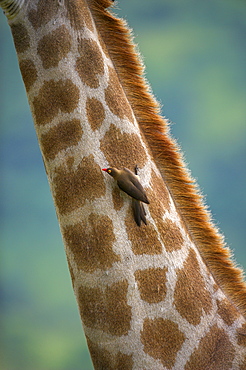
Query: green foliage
xmin=1 ymin=0 xmax=245 ymax=368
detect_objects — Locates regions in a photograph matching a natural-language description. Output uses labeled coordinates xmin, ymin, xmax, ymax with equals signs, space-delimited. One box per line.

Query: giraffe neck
xmin=2 ymin=0 xmax=246 ymax=368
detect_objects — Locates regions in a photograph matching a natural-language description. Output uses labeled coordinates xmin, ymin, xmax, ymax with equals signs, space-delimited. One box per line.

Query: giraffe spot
xmin=160 ymin=219 xmax=184 ymax=252
xmin=87 ymin=339 xmax=133 ymax=370
xmin=100 ymin=124 xmax=147 ymax=169
xmin=54 ymin=155 xmax=106 ymax=214
xmin=19 ymin=59 xmax=38 ymax=92
xmin=65 ymin=0 xmax=94 ymax=32
xmin=98 ymin=33 xmax=110 ymax=59
xmin=78 ymin=280 xmax=131 ymax=336
xmin=37 ymin=26 xmax=72 ymax=69
xmin=185 ymin=325 xmax=235 ymax=370
xmin=115 ymin=352 xmax=133 ymax=369
xmin=41 ymin=119 xmax=83 ymax=161
xmin=33 ymin=79 xmax=79 ymax=126
xmin=125 ymin=205 xmax=162 ymax=255
xmin=149 ymin=169 xmax=170 ymax=218
xmin=217 ymin=298 xmax=240 ymax=326
xmin=134 ymin=267 xmax=168 ymax=304
xmin=28 ymin=0 xmax=59 ymax=29
xmin=237 ymin=323 xmax=246 ymax=346
xmin=240 ymin=357 xmax=246 ymax=370
xmin=11 ymin=24 xmax=30 ymax=53
xmin=141 ymin=318 xmax=185 ymax=368
xmin=76 ymin=39 xmax=104 ymax=88
xmin=174 ymin=249 xmax=212 ymax=325
xmin=86 ymin=97 xmax=105 ymax=131
xmin=63 ymin=213 xmax=119 ymax=273
xmin=87 ymin=339 xmax=113 ymax=370
xmin=112 ymin=186 xmax=124 ymax=211
xmin=105 ymin=67 xmax=134 ymax=123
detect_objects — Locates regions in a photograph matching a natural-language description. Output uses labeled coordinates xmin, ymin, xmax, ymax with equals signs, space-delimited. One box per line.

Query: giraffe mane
xmin=89 ymin=0 xmax=246 ymax=316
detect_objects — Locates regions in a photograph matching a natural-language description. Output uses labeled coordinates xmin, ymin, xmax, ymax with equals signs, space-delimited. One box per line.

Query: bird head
xmin=102 ymin=167 xmax=118 ymax=178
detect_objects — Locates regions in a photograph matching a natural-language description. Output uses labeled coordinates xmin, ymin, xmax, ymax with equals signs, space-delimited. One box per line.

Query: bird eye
xmin=108 ymin=169 xmax=111 ymax=173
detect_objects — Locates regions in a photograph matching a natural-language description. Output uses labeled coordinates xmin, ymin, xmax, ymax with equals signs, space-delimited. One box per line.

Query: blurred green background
xmin=1 ymin=0 xmax=245 ymax=369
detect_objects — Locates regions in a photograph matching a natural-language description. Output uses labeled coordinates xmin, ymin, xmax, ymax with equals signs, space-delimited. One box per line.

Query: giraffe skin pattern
xmin=1 ymin=0 xmax=246 ymax=368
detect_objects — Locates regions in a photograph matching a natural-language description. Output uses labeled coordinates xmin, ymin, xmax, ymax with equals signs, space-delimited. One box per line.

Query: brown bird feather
xmin=102 ymin=167 xmax=149 ymax=226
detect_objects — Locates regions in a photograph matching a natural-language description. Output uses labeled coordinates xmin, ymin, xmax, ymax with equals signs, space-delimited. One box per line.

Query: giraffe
xmin=1 ymin=0 xmax=246 ymax=368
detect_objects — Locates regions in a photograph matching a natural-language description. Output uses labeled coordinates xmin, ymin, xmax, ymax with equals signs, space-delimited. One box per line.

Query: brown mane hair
xmin=89 ymin=0 xmax=246 ymax=316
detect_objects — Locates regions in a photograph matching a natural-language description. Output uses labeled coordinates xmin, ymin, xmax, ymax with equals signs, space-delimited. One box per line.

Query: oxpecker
xmin=102 ymin=167 xmax=149 ymax=226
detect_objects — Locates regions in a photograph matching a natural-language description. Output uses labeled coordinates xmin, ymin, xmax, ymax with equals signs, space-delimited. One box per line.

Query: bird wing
xmin=117 ymin=178 xmax=149 ymax=203
xmin=121 ymin=168 xmax=149 ymax=204
xmin=117 ymin=179 xmax=142 ymax=201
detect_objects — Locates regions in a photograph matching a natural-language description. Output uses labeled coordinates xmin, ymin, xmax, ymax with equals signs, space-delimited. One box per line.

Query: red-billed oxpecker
xmin=102 ymin=167 xmax=149 ymax=226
